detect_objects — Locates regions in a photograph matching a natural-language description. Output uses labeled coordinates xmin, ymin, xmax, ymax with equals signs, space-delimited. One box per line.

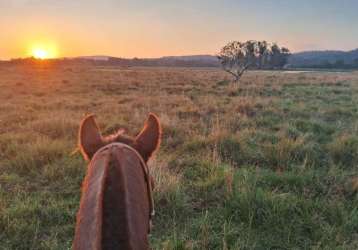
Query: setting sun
xmin=29 ymin=43 xmax=58 ymax=59
xmin=33 ymin=48 xmax=49 ymax=59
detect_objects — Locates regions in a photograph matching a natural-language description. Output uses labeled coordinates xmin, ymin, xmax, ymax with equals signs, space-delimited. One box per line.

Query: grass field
xmin=0 ymin=64 xmax=357 ymax=249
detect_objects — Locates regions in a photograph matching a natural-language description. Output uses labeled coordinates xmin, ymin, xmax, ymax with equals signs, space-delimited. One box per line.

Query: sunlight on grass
xmin=0 ymin=67 xmax=357 ymax=249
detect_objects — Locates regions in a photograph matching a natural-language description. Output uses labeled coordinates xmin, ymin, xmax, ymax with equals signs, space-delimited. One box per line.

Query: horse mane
xmin=73 ymin=144 xmax=150 ymax=250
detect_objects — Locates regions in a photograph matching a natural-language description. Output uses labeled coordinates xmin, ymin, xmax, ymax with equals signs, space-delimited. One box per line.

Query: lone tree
xmin=218 ymin=40 xmax=290 ymax=81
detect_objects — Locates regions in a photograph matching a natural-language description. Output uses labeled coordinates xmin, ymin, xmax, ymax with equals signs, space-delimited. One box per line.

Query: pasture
xmin=0 ymin=64 xmax=357 ymax=249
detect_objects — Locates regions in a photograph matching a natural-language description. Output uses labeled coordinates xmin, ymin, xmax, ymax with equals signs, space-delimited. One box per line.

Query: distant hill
xmin=78 ymin=51 xmax=358 ymax=69
xmin=288 ymin=49 xmax=358 ymax=68
xmin=77 ymin=55 xmax=110 ymax=61
xmin=161 ymin=55 xmax=219 ymax=62
xmin=71 ymin=55 xmax=219 ymax=67
xmin=3 ymin=49 xmax=358 ymax=69
xmin=160 ymin=50 xmax=358 ymax=69
xmin=1 ymin=55 xmax=220 ymax=67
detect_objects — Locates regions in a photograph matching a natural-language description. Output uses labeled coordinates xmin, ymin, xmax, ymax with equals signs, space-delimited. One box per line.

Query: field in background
xmin=0 ymin=65 xmax=357 ymax=249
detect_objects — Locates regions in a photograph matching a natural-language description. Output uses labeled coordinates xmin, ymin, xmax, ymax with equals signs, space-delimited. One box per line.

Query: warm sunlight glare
xmin=33 ymin=49 xmax=48 ymax=59
xmin=30 ymin=43 xmax=58 ymax=59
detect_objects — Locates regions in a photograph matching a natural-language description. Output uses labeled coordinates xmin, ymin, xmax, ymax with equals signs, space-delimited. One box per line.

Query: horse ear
xmin=79 ymin=115 xmax=104 ymax=161
xmin=134 ymin=113 xmax=161 ymax=162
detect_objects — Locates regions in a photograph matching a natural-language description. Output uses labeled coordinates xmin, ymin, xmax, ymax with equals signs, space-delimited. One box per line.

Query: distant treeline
xmin=2 ymin=48 xmax=358 ymax=70
xmin=0 ymin=56 xmax=220 ymax=67
xmin=289 ymin=60 xmax=358 ymax=69
xmin=288 ymin=49 xmax=358 ymax=69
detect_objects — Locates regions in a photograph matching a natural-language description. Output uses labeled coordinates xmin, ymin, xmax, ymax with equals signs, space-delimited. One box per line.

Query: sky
xmin=0 ymin=0 xmax=358 ymax=59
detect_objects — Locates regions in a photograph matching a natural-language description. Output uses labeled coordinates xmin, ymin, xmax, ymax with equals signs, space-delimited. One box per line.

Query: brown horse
xmin=73 ymin=113 xmax=161 ymax=250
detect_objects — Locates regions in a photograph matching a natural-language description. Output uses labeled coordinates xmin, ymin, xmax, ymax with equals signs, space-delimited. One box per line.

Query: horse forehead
xmin=93 ymin=142 xmax=143 ymax=164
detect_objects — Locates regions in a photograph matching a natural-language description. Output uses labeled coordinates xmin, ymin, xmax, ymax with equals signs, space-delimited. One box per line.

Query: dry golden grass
xmin=1 ymin=64 xmax=358 ymax=249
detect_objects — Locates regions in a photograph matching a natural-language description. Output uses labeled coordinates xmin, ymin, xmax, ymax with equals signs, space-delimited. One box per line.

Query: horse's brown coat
xmin=73 ymin=114 xmax=161 ymax=250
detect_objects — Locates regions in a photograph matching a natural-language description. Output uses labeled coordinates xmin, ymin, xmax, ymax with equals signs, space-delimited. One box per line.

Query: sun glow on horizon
xmin=33 ymin=48 xmax=48 ymax=59
xmin=30 ymin=43 xmax=59 ymax=59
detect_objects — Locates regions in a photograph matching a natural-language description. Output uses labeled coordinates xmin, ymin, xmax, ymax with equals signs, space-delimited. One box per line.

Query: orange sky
xmin=1 ymin=1 xmax=357 ymax=60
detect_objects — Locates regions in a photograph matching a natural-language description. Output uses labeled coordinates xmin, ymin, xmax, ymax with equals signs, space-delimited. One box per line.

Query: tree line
xmin=298 ymin=59 xmax=358 ymax=70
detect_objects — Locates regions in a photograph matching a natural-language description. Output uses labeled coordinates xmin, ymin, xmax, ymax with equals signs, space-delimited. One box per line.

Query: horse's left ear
xmin=134 ymin=113 xmax=161 ymax=162
xmin=79 ymin=115 xmax=104 ymax=161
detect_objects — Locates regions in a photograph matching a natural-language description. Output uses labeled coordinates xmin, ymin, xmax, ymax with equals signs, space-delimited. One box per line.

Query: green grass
xmin=0 ymin=66 xmax=357 ymax=249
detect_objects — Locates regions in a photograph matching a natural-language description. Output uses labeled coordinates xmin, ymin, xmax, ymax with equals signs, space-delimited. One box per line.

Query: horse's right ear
xmin=79 ymin=115 xmax=104 ymax=161
xmin=134 ymin=113 xmax=161 ymax=162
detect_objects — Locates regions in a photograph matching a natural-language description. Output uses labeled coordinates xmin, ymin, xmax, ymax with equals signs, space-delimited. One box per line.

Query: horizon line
xmin=1 ymin=47 xmax=358 ymax=61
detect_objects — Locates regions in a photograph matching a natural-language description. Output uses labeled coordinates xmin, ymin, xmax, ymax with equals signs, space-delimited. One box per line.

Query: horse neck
xmin=74 ymin=146 xmax=150 ymax=250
